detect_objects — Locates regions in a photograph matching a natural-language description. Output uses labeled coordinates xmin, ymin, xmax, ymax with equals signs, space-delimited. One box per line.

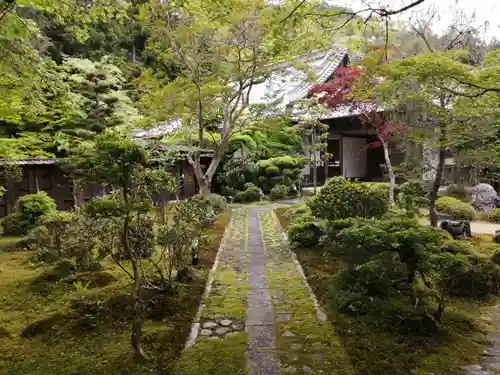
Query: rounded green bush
xmin=265 ymin=166 xmax=280 ymax=177
xmin=17 ymin=192 xmax=56 ymax=227
xmin=287 ymin=215 xmax=323 ymax=249
xmin=270 ymin=184 xmax=290 ymax=201
xmin=308 ymin=176 xmax=388 ymax=221
xmin=489 ymin=209 xmax=500 ymax=224
xmin=436 ymin=196 xmax=475 ymax=220
xmin=436 ymin=196 xmax=461 ymax=212
xmin=0 ymin=212 xmax=25 ymax=236
xmin=190 ymin=194 xmax=227 ymax=214
xmin=234 ymin=183 xmax=262 ymax=203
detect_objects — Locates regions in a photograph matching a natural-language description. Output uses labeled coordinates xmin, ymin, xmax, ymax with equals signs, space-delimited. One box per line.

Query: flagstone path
xmin=183 ymin=206 xmax=352 ymax=375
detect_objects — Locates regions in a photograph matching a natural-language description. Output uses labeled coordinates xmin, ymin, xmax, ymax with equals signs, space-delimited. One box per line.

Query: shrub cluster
xmin=489 ymin=209 xmax=500 ymax=224
xmin=234 ymin=183 xmax=263 ymax=203
xmin=1 ymin=192 xmax=56 ymax=236
xmin=217 ymin=155 xmax=304 ymax=201
xmin=308 ymin=177 xmax=388 ymax=221
xmin=436 ymin=196 xmax=475 ymax=220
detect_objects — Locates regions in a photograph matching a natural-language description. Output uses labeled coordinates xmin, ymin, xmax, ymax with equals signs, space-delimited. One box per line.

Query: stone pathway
xmin=186 ymin=206 xmax=352 ymax=374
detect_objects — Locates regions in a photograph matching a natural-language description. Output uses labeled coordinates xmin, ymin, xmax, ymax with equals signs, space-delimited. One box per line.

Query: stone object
xmin=200 ymin=329 xmax=212 ymax=336
xmin=471 ymin=183 xmax=498 ymax=213
xmin=281 ymin=331 xmax=295 ymax=337
xmin=284 ymin=366 xmax=297 ymax=373
xmin=215 ymin=327 xmax=230 ymax=336
xmin=220 ymin=319 xmax=232 ymax=327
xmin=231 ymin=323 xmax=244 ymax=331
xmin=202 ymin=321 xmax=218 ymax=329
xmin=439 ymin=220 xmax=472 ymax=239
xmin=303 ymin=366 xmax=314 ymax=374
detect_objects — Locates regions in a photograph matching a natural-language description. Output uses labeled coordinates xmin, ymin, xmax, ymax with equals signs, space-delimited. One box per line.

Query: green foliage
xmin=1 ymin=213 xmax=25 ymax=236
xmin=436 ymin=196 xmax=475 ymax=220
xmin=489 ymin=209 xmax=500 ymax=224
xmin=234 ymin=183 xmax=262 ymax=203
xmin=398 ymin=180 xmax=427 ymax=215
xmin=269 ymin=184 xmax=290 ymax=201
xmin=32 ymin=210 xmax=76 ymax=262
xmin=308 ymin=177 xmax=388 ymax=221
xmin=190 ymin=194 xmax=227 ymax=215
xmin=287 ymin=214 xmax=324 ymax=249
xmin=256 ymin=156 xmax=305 ymax=194
xmin=15 ymin=191 xmax=56 ymax=233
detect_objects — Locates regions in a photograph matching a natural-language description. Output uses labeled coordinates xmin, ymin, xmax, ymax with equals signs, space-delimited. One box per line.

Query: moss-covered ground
xmin=259 ymin=210 xmax=354 ymax=375
xmin=0 ymin=210 xmax=232 ymax=375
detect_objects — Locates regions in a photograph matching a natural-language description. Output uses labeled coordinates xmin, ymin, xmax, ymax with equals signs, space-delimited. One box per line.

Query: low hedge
xmin=435 ymin=197 xmax=475 ymax=221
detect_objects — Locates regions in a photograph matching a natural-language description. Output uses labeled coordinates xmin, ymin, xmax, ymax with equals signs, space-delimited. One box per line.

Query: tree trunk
xmin=123 ymin=189 xmax=146 ymax=360
xmin=380 ymin=136 xmax=395 ymax=207
xmin=429 ymin=124 xmax=447 ymax=227
xmin=312 ymin=128 xmax=317 ymax=194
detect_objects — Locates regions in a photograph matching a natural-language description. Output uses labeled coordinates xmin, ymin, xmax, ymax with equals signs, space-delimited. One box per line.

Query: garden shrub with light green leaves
xmin=234 ymin=183 xmax=262 ymax=203
xmin=1 ymin=191 xmax=57 ymax=236
xmin=308 ymin=176 xmax=388 ymax=222
xmin=269 ymin=184 xmax=290 ymax=201
xmin=286 ymin=213 xmax=324 ymax=249
xmin=435 ymin=196 xmax=475 ymax=220
xmin=489 ymin=208 xmax=500 ymax=224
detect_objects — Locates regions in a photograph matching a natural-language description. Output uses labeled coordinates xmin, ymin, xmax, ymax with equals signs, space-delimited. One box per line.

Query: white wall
xmin=342 ymin=137 xmax=367 ymax=178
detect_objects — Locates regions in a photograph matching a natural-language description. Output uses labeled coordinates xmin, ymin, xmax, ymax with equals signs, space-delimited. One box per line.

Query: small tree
xmin=293 ymin=96 xmax=330 ymax=194
xmin=72 ymin=129 xmax=174 ymax=359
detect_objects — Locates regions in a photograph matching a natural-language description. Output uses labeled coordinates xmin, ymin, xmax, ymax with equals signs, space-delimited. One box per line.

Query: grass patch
xmin=172 ymin=332 xmax=248 ymax=375
xmin=275 ymin=206 xmax=499 ymax=375
xmin=0 ymin=209 xmax=232 ymax=375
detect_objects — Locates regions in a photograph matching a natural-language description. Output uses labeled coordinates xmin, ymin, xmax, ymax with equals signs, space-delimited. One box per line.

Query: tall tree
xmin=142 ymin=0 xmax=329 ymax=196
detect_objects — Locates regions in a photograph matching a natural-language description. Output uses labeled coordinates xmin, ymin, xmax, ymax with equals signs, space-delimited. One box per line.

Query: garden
xmin=0 ymin=131 xmax=232 ymax=375
xmin=276 ymin=177 xmax=500 ymax=375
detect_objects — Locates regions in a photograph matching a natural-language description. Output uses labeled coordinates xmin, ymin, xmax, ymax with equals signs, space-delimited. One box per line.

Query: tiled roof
xmin=248 ymin=47 xmax=349 ymax=108
xmin=135 ymin=46 xmax=349 ymax=139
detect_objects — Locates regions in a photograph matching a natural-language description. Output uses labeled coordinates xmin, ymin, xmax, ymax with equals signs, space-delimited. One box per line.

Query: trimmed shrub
xmin=1 ymin=212 xmax=25 ymax=236
xmin=190 ymin=194 xmax=227 ymax=214
xmin=234 ymin=183 xmax=262 ymax=203
xmin=270 ymin=184 xmax=290 ymax=201
xmin=286 ymin=214 xmax=323 ymax=249
xmin=308 ymin=177 xmax=388 ymax=221
xmin=436 ymin=196 xmax=475 ymax=220
xmin=489 ymin=209 xmax=500 ymax=224
xmin=17 ymin=192 xmax=56 ymax=229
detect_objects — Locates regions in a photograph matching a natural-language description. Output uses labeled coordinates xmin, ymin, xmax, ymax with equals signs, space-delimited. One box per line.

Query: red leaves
xmin=309 ymin=67 xmax=361 ymax=107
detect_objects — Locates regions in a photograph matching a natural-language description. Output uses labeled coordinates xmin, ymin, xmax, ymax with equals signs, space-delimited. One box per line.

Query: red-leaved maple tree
xmin=309 ymin=59 xmax=403 ymax=205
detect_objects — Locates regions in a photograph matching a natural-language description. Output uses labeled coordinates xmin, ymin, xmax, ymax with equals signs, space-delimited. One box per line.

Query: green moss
xmin=172 ymin=333 xmax=248 ymax=375
xmin=0 ymin=210 xmax=233 ymax=375
xmin=258 ymin=210 xmax=354 ymax=375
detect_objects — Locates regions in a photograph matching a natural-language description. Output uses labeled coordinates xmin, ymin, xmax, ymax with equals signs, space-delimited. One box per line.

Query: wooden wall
xmin=0 ymin=159 xmax=204 ymax=217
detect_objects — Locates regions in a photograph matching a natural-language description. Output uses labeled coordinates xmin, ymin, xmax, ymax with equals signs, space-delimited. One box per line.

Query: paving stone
xmin=312 ymin=352 xmax=325 ymax=361
xmin=277 ymin=313 xmax=290 ymax=322
xmin=200 ymin=329 xmax=212 ymax=336
xmin=202 ymin=321 xmax=218 ymax=329
xmin=303 ymin=366 xmax=314 ymax=374
xmin=215 ymin=327 xmax=230 ymax=336
xmin=281 ymin=331 xmax=295 ymax=337
xmin=221 ymin=319 xmax=233 ymax=327
xmin=232 ymin=323 xmax=244 ymax=331
xmin=290 ymin=343 xmax=303 ymax=350
xmin=283 ymin=365 xmax=297 ymax=373
xmin=247 ymin=325 xmax=276 ymax=349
